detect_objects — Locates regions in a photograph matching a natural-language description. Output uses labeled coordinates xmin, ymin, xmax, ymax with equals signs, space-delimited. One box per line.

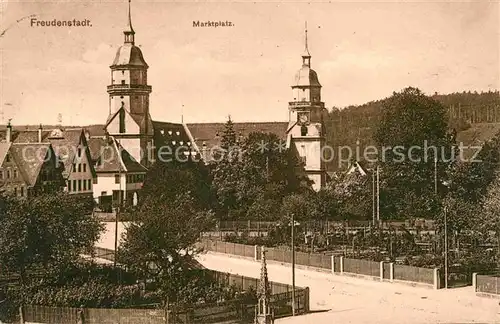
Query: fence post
xmin=340 ymin=256 xmax=344 ymax=274
xmin=379 ymin=261 xmax=384 ymax=281
xmin=389 ymin=262 xmax=394 ymax=282
xmin=254 ymin=245 xmax=259 ymax=261
xmin=19 ymin=305 xmax=25 ymax=324
xmin=304 ymin=287 xmax=310 ymax=313
xmin=433 ymin=268 xmax=440 ymax=290
xmin=331 ymin=255 xmax=335 ymax=274
xmin=472 ymin=272 xmax=477 ymax=292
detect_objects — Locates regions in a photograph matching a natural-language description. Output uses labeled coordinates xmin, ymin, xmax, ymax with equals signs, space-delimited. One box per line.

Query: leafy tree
xmin=119 ymin=160 xmax=216 ymax=301
xmin=480 ymin=175 xmax=500 ymax=266
xmin=0 ymin=193 xmax=102 ymax=283
xmin=211 ymin=126 xmax=308 ymax=220
xmin=448 ymin=131 xmax=500 ymax=204
xmin=141 ymin=159 xmax=214 ymax=211
xmin=374 ymin=87 xmax=454 ymax=220
xmin=329 ymin=171 xmax=371 ymax=220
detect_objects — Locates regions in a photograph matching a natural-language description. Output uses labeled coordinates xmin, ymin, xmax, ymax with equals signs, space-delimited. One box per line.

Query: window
xmin=5 ymin=154 xmax=10 ymax=162
xmin=6 ymin=170 xmax=10 ymax=179
xmin=115 ymin=174 xmax=120 ymax=184
xmin=14 ymin=187 xmax=17 ymax=196
xmin=78 ymin=148 xmax=81 ymax=157
xmin=20 ymin=186 xmax=24 ymax=197
xmin=83 ymin=164 xmax=86 ymax=173
xmin=13 ymin=169 xmax=17 ymax=178
xmin=0 ymin=170 xmax=3 ymax=179
xmin=68 ymin=180 xmax=71 ymax=192
xmin=301 ymin=125 xmax=308 ymax=136
xmin=83 ymin=180 xmax=87 ymax=191
xmin=121 ymin=80 xmax=125 ymax=85
xmin=119 ymin=109 xmax=126 ymax=133
xmin=78 ymin=164 xmax=81 ymax=172
xmin=88 ymin=179 xmax=92 ymax=190
xmin=73 ymin=163 xmax=76 ymax=172
xmin=78 ymin=180 xmax=82 ymax=191
xmin=73 ymin=180 xmax=77 ymax=191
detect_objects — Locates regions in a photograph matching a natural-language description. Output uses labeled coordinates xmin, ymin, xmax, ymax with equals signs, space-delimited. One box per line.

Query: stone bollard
xmin=389 ymin=263 xmax=394 ymax=282
xmin=433 ymin=268 xmax=440 ymax=290
xmin=379 ymin=261 xmax=384 ymax=281
xmin=339 ymin=256 xmax=344 ymax=274
xmin=472 ymin=272 xmax=478 ymax=292
xmin=19 ymin=305 xmax=25 ymax=324
xmin=331 ymin=255 xmax=335 ymax=274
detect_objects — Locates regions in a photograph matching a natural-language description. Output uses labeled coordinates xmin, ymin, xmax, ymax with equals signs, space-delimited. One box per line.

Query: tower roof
xmin=293 ymin=22 xmax=321 ymax=88
xmin=112 ymin=44 xmax=148 ymax=67
xmin=294 ymin=66 xmax=321 ymax=87
xmin=111 ymin=0 xmax=148 ymax=68
xmin=123 ymin=0 xmax=135 ymax=44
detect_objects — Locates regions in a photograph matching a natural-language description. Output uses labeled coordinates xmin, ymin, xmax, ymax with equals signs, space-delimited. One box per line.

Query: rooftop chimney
xmin=38 ymin=124 xmax=43 ymax=143
xmin=6 ymin=119 xmax=12 ymax=143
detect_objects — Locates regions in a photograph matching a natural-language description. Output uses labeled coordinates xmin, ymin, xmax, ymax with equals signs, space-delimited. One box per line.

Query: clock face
xmin=298 ymin=113 xmax=309 ymax=125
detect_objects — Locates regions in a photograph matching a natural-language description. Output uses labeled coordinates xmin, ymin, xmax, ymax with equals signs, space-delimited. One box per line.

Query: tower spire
xmin=302 ymin=21 xmax=311 ymax=67
xmin=124 ymin=0 xmax=135 ymax=44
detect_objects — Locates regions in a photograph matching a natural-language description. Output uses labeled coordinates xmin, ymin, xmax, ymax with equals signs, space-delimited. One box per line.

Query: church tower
xmin=105 ymin=0 xmax=153 ymax=166
xmin=286 ymin=23 xmax=327 ymax=191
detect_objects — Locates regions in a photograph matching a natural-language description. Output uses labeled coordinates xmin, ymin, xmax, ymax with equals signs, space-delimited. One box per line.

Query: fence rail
xmin=216 ymin=219 xmax=437 ymax=231
xmin=476 ymin=274 xmax=500 ymax=295
xmin=201 ymin=239 xmax=440 ymax=289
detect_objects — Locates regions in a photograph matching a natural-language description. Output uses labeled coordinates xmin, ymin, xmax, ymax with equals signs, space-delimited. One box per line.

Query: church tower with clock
xmin=104 ymin=0 xmax=154 ymax=166
xmin=286 ymin=24 xmax=327 ymax=191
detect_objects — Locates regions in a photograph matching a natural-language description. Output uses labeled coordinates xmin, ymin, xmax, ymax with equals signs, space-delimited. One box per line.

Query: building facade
xmin=285 ymin=26 xmax=328 ymax=191
xmin=104 ymin=0 xmax=154 ymax=167
xmin=0 ymin=122 xmax=65 ymax=197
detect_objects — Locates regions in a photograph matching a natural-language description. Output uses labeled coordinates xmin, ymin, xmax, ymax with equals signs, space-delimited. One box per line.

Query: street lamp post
xmin=291 ymin=212 xmax=296 ymax=316
xmin=444 ymin=206 xmax=448 ymax=289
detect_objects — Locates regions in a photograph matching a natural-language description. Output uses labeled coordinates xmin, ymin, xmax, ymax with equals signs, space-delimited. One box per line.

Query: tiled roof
xmin=89 ymin=136 xmax=146 ymax=173
xmin=185 ymin=122 xmax=288 ymax=149
xmin=9 ymin=143 xmax=52 ymax=186
xmin=12 ymin=130 xmax=51 ymax=143
xmin=46 ymin=129 xmax=84 ymax=178
xmin=87 ymin=137 xmax=106 ymax=161
xmin=0 ymin=142 xmax=11 ymax=165
xmin=116 ymin=140 xmax=148 ymax=173
xmin=152 ymin=121 xmax=192 ymax=150
xmin=84 ymin=124 xmax=106 ymax=137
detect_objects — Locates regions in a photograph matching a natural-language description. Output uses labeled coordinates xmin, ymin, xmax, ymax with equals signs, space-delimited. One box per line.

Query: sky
xmin=0 ymin=0 xmax=498 ymax=126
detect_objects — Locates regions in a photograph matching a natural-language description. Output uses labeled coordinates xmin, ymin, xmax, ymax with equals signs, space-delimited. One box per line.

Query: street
xmin=198 ymin=253 xmax=500 ymax=324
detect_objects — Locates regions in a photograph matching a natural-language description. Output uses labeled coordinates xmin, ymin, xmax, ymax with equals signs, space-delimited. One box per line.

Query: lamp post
xmin=114 ymin=138 xmax=122 ymax=269
xmin=444 ymin=205 xmax=448 ymax=289
xmin=291 ymin=212 xmax=296 ymax=316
